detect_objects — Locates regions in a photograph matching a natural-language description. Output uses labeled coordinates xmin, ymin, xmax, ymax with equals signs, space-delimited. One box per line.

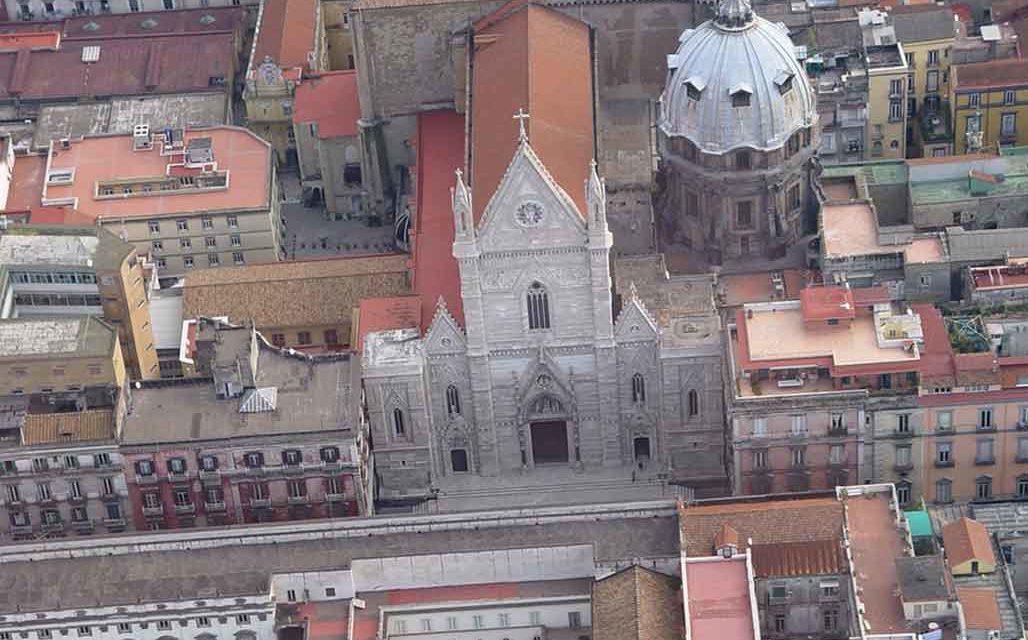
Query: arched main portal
xmin=525 ymin=395 xmax=572 ymax=465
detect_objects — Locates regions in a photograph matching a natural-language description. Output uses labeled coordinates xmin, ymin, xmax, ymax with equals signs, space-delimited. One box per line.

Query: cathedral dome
xmin=660 ymin=0 xmax=817 ymax=154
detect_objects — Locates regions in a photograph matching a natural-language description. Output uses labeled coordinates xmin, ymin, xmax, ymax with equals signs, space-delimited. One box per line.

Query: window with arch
xmin=446 ymin=385 xmax=461 ymax=416
xmin=631 ymin=373 xmax=646 ymax=403
xmin=1018 ymin=474 xmax=1028 ymax=498
xmin=527 ymin=282 xmax=551 ymax=330
xmin=392 ymin=408 xmax=406 ymax=436
xmin=687 ymin=389 xmax=699 ymax=418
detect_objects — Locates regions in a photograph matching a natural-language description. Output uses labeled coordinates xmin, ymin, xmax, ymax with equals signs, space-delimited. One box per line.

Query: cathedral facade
xmin=362 ymin=137 xmax=726 ymax=503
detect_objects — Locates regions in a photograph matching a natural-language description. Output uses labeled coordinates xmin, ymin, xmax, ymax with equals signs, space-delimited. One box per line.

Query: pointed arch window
xmin=687 ymin=389 xmax=699 ymax=418
xmin=392 ymin=408 xmax=406 ymax=436
xmin=631 ymin=373 xmax=646 ymax=404
xmin=446 ymin=385 xmax=461 ymax=416
xmin=527 ymin=282 xmax=551 ymax=330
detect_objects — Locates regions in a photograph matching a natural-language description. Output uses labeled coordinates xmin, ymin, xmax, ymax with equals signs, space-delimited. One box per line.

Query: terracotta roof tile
xmin=411 ymin=110 xmax=465 ymax=330
xmin=954 ymin=59 xmax=1028 ymax=90
xmin=678 ymin=497 xmax=845 ymax=563
xmin=252 ymin=0 xmax=318 ymax=71
xmin=750 ymin=539 xmax=845 ymax=578
xmin=592 ymin=565 xmax=684 ymax=640
xmin=942 ymin=517 xmax=995 ymax=569
xmin=293 ymin=71 xmax=360 ymax=139
xmin=183 ymin=254 xmax=410 ymax=331
xmin=22 ymin=409 xmax=114 ymax=445
xmin=469 ymin=2 xmax=593 ymax=223
xmin=356 ymin=295 xmax=421 ymax=351
xmin=6 ymin=154 xmax=44 ymax=211
xmin=958 ymin=587 xmax=1003 ymax=630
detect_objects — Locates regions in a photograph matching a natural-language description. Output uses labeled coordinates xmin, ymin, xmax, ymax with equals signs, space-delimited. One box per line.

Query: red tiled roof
xmin=252 ymin=0 xmax=318 ymax=71
xmin=954 ymin=352 xmax=997 ymax=372
xmin=684 ymin=557 xmax=756 ymax=640
xmin=942 ymin=517 xmax=995 ymax=569
xmin=469 ymin=1 xmax=593 ymax=223
xmin=411 ymin=110 xmax=465 ymax=331
xmin=913 ymin=304 xmax=955 ymax=378
xmin=385 ymin=583 xmax=521 ymax=605
xmin=6 ymin=154 xmax=44 ymax=211
xmin=954 ymin=59 xmax=1028 ymax=90
xmin=715 ymin=523 xmax=740 ymax=549
xmin=21 ymin=206 xmax=95 ymax=225
xmin=356 ymin=296 xmax=422 ymax=351
xmin=0 ymin=32 xmax=59 ymax=51
xmin=0 ymin=7 xmax=244 ymax=38
xmin=844 ymin=490 xmax=911 ymax=635
xmin=750 ymin=539 xmax=845 ymax=578
xmin=678 ymin=497 xmax=844 ymax=561
xmin=958 ymin=587 xmax=1003 ymax=630
xmin=851 ymin=285 xmax=891 ymax=305
xmin=293 ymin=71 xmax=361 ymax=139
xmin=800 ymin=286 xmax=856 ymax=323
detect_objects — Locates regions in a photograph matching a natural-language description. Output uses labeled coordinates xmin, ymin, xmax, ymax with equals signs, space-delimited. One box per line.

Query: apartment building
xmin=244 ymin=0 xmax=326 ymax=166
xmin=951 ymin=59 xmax=1028 ymax=154
xmin=0 ymin=223 xmax=158 ymax=379
xmin=0 ymin=316 xmax=130 ymax=540
xmin=38 ymin=126 xmax=281 ymax=280
xmin=862 ymin=37 xmax=909 ymax=159
xmin=119 ymin=321 xmax=368 ymax=530
xmin=727 ymin=285 xmax=924 ymax=495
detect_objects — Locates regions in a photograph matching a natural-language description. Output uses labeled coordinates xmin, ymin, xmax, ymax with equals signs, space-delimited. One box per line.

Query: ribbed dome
xmin=660 ymin=0 xmax=817 ymax=154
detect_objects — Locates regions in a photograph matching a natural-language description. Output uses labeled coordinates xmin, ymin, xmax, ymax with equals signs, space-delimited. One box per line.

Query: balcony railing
xmin=281 ymin=464 xmax=304 ymax=475
xmin=41 ymin=520 xmax=64 ymax=533
xmin=174 ymin=503 xmax=196 ymax=514
xmin=204 ymin=501 xmax=226 ymax=512
xmin=975 ymin=456 xmax=996 ymax=466
xmin=71 ymin=519 xmax=94 ymax=532
xmin=142 ymin=505 xmax=164 ymax=516
xmin=167 ymin=471 xmax=191 ymax=483
xmin=325 ymin=492 xmax=348 ymax=503
xmin=103 ymin=517 xmax=126 ymax=529
xmin=287 ymin=494 xmax=309 ymax=505
xmin=136 ymin=474 xmax=159 ymax=485
xmin=198 ymin=469 xmax=220 ymax=482
xmin=935 ymin=459 xmax=955 ymax=468
xmin=250 ymin=497 xmax=272 ymax=508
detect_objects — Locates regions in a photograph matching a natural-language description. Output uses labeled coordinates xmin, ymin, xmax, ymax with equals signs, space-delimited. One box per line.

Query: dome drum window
xmin=685 ymin=76 xmax=706 ymax=101
xmin=774 ymin=70 xmax=795 ymax=95
xmin=730 ymin=83 xmax=753 ymax=108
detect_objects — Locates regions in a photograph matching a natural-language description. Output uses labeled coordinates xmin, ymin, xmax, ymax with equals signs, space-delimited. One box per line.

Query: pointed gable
xmin=424 ymin=297 xmax=467 ymax=355
xmin=615 ymin=283 xmax=660 ymax=342
xmin=469 ymin=0 xmax=593 ymax=224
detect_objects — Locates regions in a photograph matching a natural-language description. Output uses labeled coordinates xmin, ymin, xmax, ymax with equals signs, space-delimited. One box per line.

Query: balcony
xmin=68 ymin=493 xmax=86 ymax=504
xmin=935 ymin=459 xmax=955 ymax=468
xmin=281 ymin=464 xmax=304 ymax=475
xmin=243 ymin=466 xmax=266 ymax=477
xmin=920 ymin=102 xmax=952 ymax=144
xmin=975 ymin=456 xmax=996 ymax=466
xmin=893 ymin=429 xmax=913 ymax=439
xmin=250 ymin=497 xmax=272 ymax=509
xmin=142 ymin=504 xmax=164 ymax=517
xmin=204 ymin=501 xmax=226 ymax=512
xmin=11 ymin=523 xmax=33 ymax=536
xmin=322 ymin=461 xmax=343 ymax=473
xmin=976 ymin=424 xmax=997 ymax=433
xmin=325 ymin=492 xmax=348 ymax=503
xmin=198 ymin=469 xmax=220 ymax=482
xmin=894 ymin=462 xmax=914 ymax=472
xmin=71 ymin=519 xmax=94 ymax=533
xmin=1017 ymin=421 xmax=1028 ymax=431
xmin=103 ymin=517 xmax=126 ymax=529
xmin=167 ymin=471 xmax=191 ymax=484
xmin=136 ymin=474 xmax=159 ymax=485
xmin=827 ymin=426 xmax=848 ymax=437
xmin=174 ymin=502 xmax=196 ymax=514
xmin=41 ymin=520 xmax=65 ymax=534
xmin=287 ymin=494 xmax=309 ymax=505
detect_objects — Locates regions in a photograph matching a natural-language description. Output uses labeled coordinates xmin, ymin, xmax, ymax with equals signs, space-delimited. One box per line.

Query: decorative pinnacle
xmin=716 ymin=0 xmax=754 ymax=28
xmin=513 ymin=108 xmax=530 ymax=142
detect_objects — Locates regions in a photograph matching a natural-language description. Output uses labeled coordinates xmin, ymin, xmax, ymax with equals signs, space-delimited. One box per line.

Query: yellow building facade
xmin=951 ymin=59 xmax=1028 ymax=155
xmin=866 ymin=43 xmax=910 ymax=159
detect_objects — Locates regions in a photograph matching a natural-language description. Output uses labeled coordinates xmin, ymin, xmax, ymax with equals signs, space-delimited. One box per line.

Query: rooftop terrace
xmin=0 ymin=316 xmax=115 ymax=360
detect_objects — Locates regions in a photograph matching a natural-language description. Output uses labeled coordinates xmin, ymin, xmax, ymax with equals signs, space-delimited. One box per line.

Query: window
xmin=568 ymin=612 xmax=582 ymax=629
xmin=227 ymin=215 xmax=239 ymax=228
xmin=148 ymin=220 xmax=160 ymax=234
xmin=180 ymin=238 xmax=192 ymax=249
xmin=753 ymin=449 xmax=768 ymax=469
xmin=969 ymin=92 xmax=981 ymax=109
xmin=977 ymin=438 xmax=995 ymax=464
xmin=631 ymin=373 xmax=646 ymax=403
xmin=167 ymin=457 xmax=186 ymax=475
xmin=936 ymin=478 xmax=952 ymax=503
xmin=732 ymin=89 xmax=751 ymax=107
xmin=1002 ymin=113 xmax=1017 ymax=138
xmin=791 ymin=446 xmax=806 ymax=468
xmin=787 ymin=184 xmax=801 ymax=211
xmin=196 ymin=616 xmax=210 ymax=627
xmin=420 ymin=618 xmax=432 ymax=632
xmin=287 ymin=480 xmax=306 ymax=499
xmin=897 ymin=414 xmax=910 ymax=433
xmin=70 ymin=480 xmax=82 ymax=499
xmin=896 ymin=481 xmax=911 ymax=505
xmin=823 ymin=609 xmax=840 ymax=632
xmin=889 ymin=101 xmax=903 ymax=122
xmin=937 ymin=411 xmax=953 ymax=431
xmin=282 ymin=449 xmax=302 ymax=466
xmin=686 ymin=80 xmax=703 ymax=101
xmin=184 ymin=256 xmax=195 ymax=269
xmin=393 ymin=408 xmax=406 ymax=436
xmin=320 ymin=446 xmax=340 ymax=463
xmin=890 ymin=79 xmax=903 ymax=96
xmin=976 ymin=475 xmax=993 ymax=500
xmin=473 ymin=615 xmax=484 ymax=629
xmin=736 ymin=201 xmax=753 ymax=228
xmin=244 ymin=452 xmax=264 ymax=468
xmin=199 ymin=455 xmax=218 ymax=471
xmin=237 ymin=614 xmax=251 ymax=624
xmin=937 ymin=442 xmax=952 ymax=465
xmin=233 ymin=251 xmax=245 ymax=265
xmin=116 ymin=623 xmax=131 ymax=633
xmin=101 ymin=477 xmax=115 ymax=496
xmin=979 ymin=407 xmax=994 ymax=429
xmin=926 ymin=70 xmax=939 ymax=93
xmin=687 ymin=389 xmax=699 ymax=417
xmin=1002 ymin=89 xmax=1017 ymax=106
xmin=1018 ymin=475 xmax=1028 ymax=498
xmin=173 ymin=488 xmax=191 ymax=506
xmin=135 ymin=459 xmax=154 ymax=476
xmin=176 ymin=219 xmax=189 ymax=232
xmin=821 ymin=581 xmax=840 ymax=599
xmin=77 ymin=627 xmax=91 ymax=637
xmin=297 ymin=331 xmax=311 ymax=345
xmin=527 ymin=282 xmax=550 ymax=330
xmin=753 ymin=418 xmax=767 ymax=437
xmin=230 ymin=234 xmax=242 ymax=247
xmin=205 ymin=236 xmax=217 ymax=249
xmin=128 ymin=0 xmax=140 ymax=9
xmin=447 ymin=616 xmax=459 ymax=630
xmin=736 ymin=150 xmax=751 ymax=170
xmin=207 ymin=253 xmax=220 ymax=267
xmin=151 ymin=239 xmax=163 ymax=251
xmin=446 ymin=385 xmax=461 ymax=415
xmin=143 ymin=492 xmax=160 ymax=508
xmin=829 ymin=444 xmax=844 ymax=465
xmin=791 ymin=414 xmax=807 ymax=435
xmin=895 ymin=445 xmax=912 ymax=468
xmin=324 ymin=329 xmax=339 ymax=345
xmin=271 ymin=333 xmax=286 ymax=347
xmin=201 ymin=215 xmax=213 ymax=230
xmin=774 ymin=614 xmax=786 ymax=633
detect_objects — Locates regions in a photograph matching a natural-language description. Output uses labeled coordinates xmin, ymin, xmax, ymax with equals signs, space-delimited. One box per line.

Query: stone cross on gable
xmin=513 ymin=108 xmax=530 ymax=142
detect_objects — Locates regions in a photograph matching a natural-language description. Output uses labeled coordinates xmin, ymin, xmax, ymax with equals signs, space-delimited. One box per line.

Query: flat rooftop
xmin=842 ymin=488 xmax=913 ymax=635
xmin=737 ymin=302 xmax=920 ymax=368
xmin=0 ymin=232 xmax=97 ymax=266
xmin=684 ymin=557 xmax=756 ymax=640
xmin=44 ymin=126 xmax=271 ymax=218
xmin=866 ymin=44 xmax=906 ymax=68
xmin=822 ymin=201 xmax=944 ymax=263
xmin=0 ymin=316 xmax=114 ymax=360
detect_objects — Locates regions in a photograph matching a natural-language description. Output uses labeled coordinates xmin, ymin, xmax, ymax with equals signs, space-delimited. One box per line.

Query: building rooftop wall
xmin=821 ymin=201 xmax=945 ymax=263
xmin=44 ymin=126 xmax=272 ymax=218
xmin=0 ymin=316 xmax=115 ymax=360
xmin=292 ymin=71 xmax=360 ymax=139
xmin=0 ymin=224 xmax=132 ymax=270
xmin=891 ymin=8 xmax=957 ymax=43
xmin=251 ymin=0 xmax=318 ymax=72
xmin=356 ymin=296 xmax=421 ymax=352
xmin=953 ymin=58 xmax=1028 ymax=90
xmin=958 ymin=587 xmax=1003 ymax=630
xmin=896 ymin=555 xmax=951 ymax=602
xmin=684 ymin=556 xmax=756 ymax=640
xmin=21 ymin=409 xmax=115 ymax=446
